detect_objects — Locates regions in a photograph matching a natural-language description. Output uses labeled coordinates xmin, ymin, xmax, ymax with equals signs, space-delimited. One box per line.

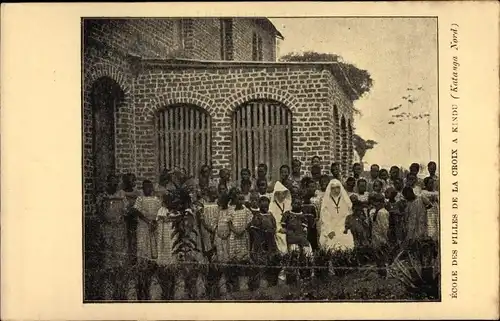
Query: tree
xmin=279 ymin=51 xmax=373 ymax=101
xmin=352 ymin=134 xmax=378 ymax=163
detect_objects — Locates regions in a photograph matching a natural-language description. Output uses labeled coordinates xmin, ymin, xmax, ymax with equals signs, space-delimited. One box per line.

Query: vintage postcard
xmin=1 ymin=1 xmax=499 ymax=320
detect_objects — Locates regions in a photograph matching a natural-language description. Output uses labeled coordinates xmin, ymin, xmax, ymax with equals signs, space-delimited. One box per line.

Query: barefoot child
xmin=369 ymin=193 xmax=390 ymax=276
xmin=227 ymin=190 xmax=253 ymax=292
xmin=156 ymin=193 xmax=177 ymax=300
xmin=281 ymin=197 xmax=312 ymax=284
xmin=133 ymin=180 xmax=162 ymax=300
xmin=199 ymin=186 xmax=219 ymax=261
xmin=212 ymin=193 xmax=231 ymax=293
xmin=247 ymin=192 xmax=264 ymax=291
xmin=257 ymin=196 xmax=280 ymax=286
xmin=199 ymin=187 xmax=222 ymax=299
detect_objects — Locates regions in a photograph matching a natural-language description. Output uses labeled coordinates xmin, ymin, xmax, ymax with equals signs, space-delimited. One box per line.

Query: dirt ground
xmin=112 ymin=268 xmax=415 ymax=301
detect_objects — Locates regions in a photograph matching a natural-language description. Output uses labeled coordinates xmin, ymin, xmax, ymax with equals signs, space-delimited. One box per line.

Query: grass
xmin=85 ymin=239 xmax=440 ymax=301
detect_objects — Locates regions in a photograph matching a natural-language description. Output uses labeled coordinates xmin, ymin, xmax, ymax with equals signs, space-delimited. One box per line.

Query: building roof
xmin=129 ymin=56 xmax=358 ymax=100
xmin=259 ymin=18 xmax=284 ymax=40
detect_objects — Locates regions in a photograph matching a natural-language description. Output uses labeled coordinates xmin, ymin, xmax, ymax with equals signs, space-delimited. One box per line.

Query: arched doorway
xmin=232 ymin=99 xmax=293 ymax=181
xmin=91 ymin=77 xmax=124 ymax=194
xmin=156 ymin=104 xmax=212 ymax=177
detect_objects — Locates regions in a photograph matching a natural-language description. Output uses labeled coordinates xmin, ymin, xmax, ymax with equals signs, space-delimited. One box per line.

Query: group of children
xmin=94 ymin=158 xmax=439 ymax=300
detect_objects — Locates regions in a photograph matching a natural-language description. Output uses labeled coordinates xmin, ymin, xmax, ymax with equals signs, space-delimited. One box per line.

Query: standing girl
xmin=199 ymin=186 xmax=221 ymax=298
xmin=96 ymin=174 xmax=129 ymax=300
xmin=402 ymin=186 xmax=432 ymax=243
xmin=156 ymin=193 xmax=177 ymax=300
xmin=257 ymin=196 xmax=280 ymax=286
xmin=133 ymin=180 xmax=162 ymax=300
xmin=227 ymin=190 xmax=253 ymax=292
xmin=421 ymin=177 xmax=439 ymax=241
xmin=213 ymin=192 xmax=231 ymax=292
xmin=369 ymin=193 xmax=390 ymax=277
xmin=122 ymin=173 xmax=142 ymax=265
xmin=247 ymin=192 xmax=264 ymax=291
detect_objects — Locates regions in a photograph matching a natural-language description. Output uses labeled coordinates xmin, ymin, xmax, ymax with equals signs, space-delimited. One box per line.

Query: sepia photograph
xmin=82 ymin=16 xmax=439 ymax=302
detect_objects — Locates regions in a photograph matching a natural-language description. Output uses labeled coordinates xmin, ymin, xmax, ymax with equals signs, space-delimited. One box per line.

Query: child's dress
xmin=421 ymin=190 xmax=439 ymax=241
xmin=301 ymin=202 xmax=319 ymax=251
xmin=386 ymin=200 xmax=406 ymax=244
xmin=214 ymin=208 xmax=231 ymax=263
xmin=156 ymin=206 xmax=175 ymax=267
xmin=405 ymin=196 xmax=431 ymax=242
xmin=228 ymin=207 xmax=253 ymax=261
xmin=133 ymin=195 xmax=162 ymax=261
xmin=281 ymin=211 xmax=311 ymax=253
xmin=369 ymin=207 xmax=390 ymax=248
xmin=260 ymin=212 xmax=278 ymax=253
xmin=345 ymin=211 xmax=371 ymax=249
xmin=200 ymin=201 xmax=219 ymax=257
xmin=96 ymin=190 xmax=128 ymax=270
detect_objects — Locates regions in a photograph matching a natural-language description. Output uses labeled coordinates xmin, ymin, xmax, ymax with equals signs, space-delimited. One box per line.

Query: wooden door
xmin=157 ymin=104 xmax=211 ymax=177
xmin=232 ymin=100 xmax=292 ymax=181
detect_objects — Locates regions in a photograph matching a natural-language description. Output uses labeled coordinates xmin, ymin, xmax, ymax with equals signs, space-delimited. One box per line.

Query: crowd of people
xmin=93 ymin=157 xmax=439 ymax=300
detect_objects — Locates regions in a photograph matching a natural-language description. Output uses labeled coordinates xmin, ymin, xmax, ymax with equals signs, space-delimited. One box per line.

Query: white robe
xmin=269 ymin=181 xmax=292 ymax=254
xmin=319 ymin=179 xmax=354 ymax=250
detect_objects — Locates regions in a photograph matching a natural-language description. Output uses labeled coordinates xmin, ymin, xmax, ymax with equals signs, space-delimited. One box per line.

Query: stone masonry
xmin=83 ymin=18 xmax=355 ymax=217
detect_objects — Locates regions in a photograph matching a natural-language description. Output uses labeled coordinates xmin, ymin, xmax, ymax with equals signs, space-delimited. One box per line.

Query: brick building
xmin=83 ymin=17 xmax=356 ymax=217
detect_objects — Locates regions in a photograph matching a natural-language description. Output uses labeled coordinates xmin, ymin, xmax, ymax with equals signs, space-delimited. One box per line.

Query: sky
xmin=269 ymin=17 xmax=438 ymax=170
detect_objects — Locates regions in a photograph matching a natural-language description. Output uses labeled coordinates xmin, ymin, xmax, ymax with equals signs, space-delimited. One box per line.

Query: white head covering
xmin=319 ymin=179 xmax=354 ymax=250
xmin=269 ymin=181 xmax=292 ymax=254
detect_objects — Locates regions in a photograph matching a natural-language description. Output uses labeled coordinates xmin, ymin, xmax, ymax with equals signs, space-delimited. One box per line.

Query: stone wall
xmin=83 ymin=18 xmax=353 ymax=217
xmin=83 ymin=17 xmax=280 ymax=215
xmin=132 ymin=63 xmax=352 ymax=183
xmin=325 ymin=69 xmax=355 ymax=176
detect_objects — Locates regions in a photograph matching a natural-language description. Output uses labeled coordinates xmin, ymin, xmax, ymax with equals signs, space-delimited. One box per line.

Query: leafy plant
xmin=165 ymin=170 xmax=203 ymax=262
xmin=352 ymin=134 xmax=378 ymax=163
xmin=279 ymin=51 xmax=374 ymax=101
xmin=387 ymin=239 xmax=440 ymax=300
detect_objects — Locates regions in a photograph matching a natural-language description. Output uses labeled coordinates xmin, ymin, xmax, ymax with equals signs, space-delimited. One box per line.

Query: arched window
xmin=348 ymin=120 xmax=354 ymax=175
xmin=232 ymin=99 xmax=292 ymax=181
xmin=90 ymin=76 xmax=124 ymax=194
xmin=156 ymin=104 xmax=211 ymax=176
xmin=341 ymin=116 xmax=348 ymax=176
xmin=333 ymin=105 xmax=341 ymax=163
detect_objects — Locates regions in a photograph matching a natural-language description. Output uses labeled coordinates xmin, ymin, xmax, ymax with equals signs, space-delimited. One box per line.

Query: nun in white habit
xmin=319 ymin=179 xmax=354 ymax=250
xmin=269 ymin=181 xmax=292 ymax=254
